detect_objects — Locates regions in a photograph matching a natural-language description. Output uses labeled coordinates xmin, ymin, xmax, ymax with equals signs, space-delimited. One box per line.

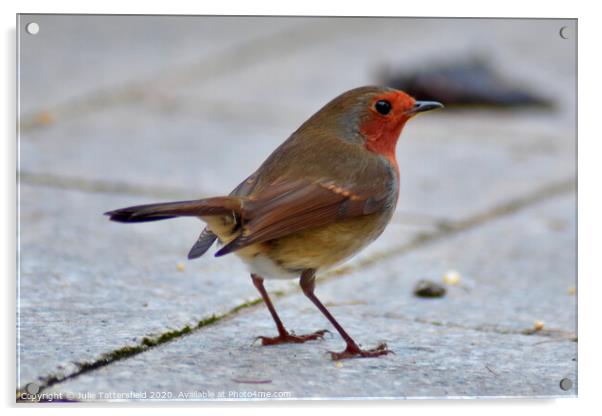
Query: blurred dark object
xmin=413 ymin=279 xmax=447 ymax=298
xmin=382 ymin=58 xmax=554 ymax=109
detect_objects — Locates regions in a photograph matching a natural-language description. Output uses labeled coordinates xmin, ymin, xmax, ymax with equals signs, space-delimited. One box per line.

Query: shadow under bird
xmin=105 ymin=86 xmax=442 ymax=360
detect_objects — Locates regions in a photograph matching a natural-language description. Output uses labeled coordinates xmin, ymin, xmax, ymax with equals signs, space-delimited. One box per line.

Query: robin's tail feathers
xmin=105 ymin=197 xmax=241 ymax=223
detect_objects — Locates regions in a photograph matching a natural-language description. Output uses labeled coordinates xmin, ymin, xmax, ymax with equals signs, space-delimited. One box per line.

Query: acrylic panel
xmin=17 ymin=14 xmax=577 ymax=401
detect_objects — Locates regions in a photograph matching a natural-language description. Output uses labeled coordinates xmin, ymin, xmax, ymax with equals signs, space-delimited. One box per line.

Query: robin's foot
xmin=329 ymin=342 xmax=392 ymax=360
xmin=255 ymin=329 xmax=329 ymax=346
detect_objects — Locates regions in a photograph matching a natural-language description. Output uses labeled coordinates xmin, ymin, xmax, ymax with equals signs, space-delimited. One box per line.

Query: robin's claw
xmin=252 ymin=329 xmax=329 ymax=346
xmin=329 ymin=342 xmax=393 ymax=360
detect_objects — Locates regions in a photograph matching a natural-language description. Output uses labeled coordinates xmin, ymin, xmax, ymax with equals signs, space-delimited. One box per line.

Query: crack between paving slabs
xmin=377 ymin=314 xmax=576 ymax=342
xmin=19 ymin=171 xmax=198 ymax=200
xmin=16 ymin=176 xmax=575 ymax=400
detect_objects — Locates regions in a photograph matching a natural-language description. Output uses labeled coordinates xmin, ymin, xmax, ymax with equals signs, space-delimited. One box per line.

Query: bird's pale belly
xmin=203 ymin=212 xmax=391 ymax=279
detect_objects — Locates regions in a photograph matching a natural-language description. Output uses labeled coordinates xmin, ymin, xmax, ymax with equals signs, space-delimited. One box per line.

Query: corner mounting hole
xmin=26 ymin=22 xmax=40 ymax=35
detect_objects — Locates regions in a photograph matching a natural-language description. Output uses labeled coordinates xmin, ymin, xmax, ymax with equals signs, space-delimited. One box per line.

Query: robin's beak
xmin=406 ymin=101 xmax=444 ymax=115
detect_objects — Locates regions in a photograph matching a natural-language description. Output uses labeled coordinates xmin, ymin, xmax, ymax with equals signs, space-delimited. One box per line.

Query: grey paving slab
xmin=17 ymin=183 xmax=430 ymax=387
xmin=18 ymin=17 xmax=576 ymax=120
xmin=18 ymin=15 xmax=306 ymax=115
xmin=45 ymin=194 xmax=576 ymax=399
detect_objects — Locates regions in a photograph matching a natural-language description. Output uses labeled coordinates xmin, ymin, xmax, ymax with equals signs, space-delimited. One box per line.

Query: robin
xmin=106 ymin=86 xmax=442 ymax=360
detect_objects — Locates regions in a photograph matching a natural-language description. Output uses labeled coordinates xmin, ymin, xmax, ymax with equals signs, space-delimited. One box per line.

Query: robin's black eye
xmin=374 ymin=99 xmax=392 ymax=115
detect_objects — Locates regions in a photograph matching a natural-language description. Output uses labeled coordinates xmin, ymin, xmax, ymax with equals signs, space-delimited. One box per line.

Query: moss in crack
xmin=229 ymin=298 xmax=263 ymax=314
xmin=101 ymin=345 xmax=147 ymax=361
xmin=142 ymin=325 xmax=193 ymax=347
xmin=76 ymin=345 xmax=149 ymax=373
xmin=196 ymin=314 xmax=220 ymax=328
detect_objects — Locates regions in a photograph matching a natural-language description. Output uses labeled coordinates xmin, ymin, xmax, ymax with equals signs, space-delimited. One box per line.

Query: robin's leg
xmin=299 ymin=269 xmax=392 ymax=360
xmin=251 ymin=274 xmax=328 ymax=346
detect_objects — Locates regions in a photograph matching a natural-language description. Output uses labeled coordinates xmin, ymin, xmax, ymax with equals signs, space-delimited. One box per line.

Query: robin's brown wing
xmin=214 ymin=179 xmax=393 ymax=256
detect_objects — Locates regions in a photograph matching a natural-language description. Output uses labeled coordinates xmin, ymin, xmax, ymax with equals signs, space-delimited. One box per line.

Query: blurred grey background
xmin=18 ymin=15 xmax=576 ymax=400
